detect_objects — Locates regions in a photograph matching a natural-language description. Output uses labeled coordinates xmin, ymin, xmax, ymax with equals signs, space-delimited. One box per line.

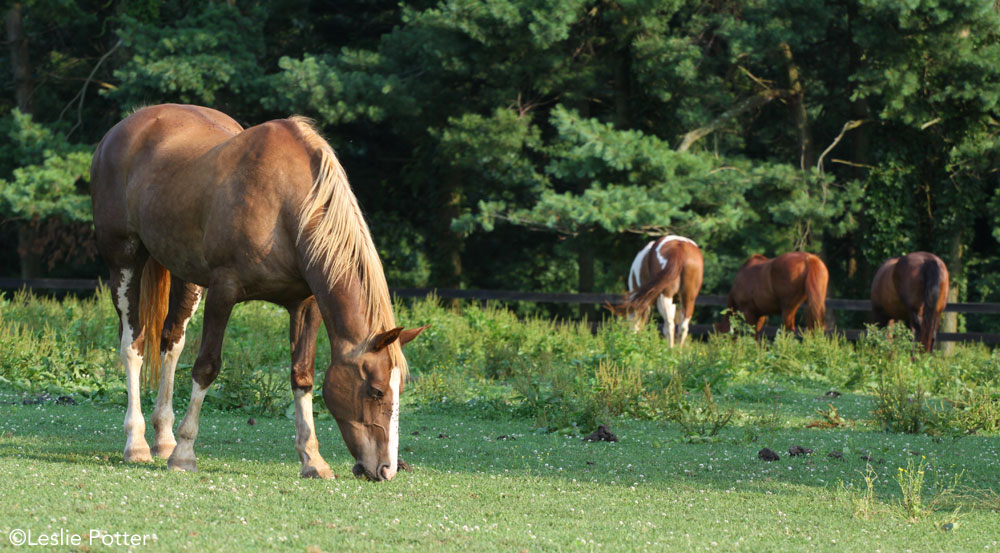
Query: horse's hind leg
xmin=287 ymin=297 xmax=333 ymax=479
xmin=677 ymin=297 xmax=694 ymax=347
xmin=150 ymin=280 xmax=203 ymax=459
xmin=108 ymin=252 xmax=152 ymax=463
xmin=168 ymin=284 xmax=237 ymax=472
xmin=780 ymin=296 xmax=807 ymax=334
xmin=656 ymin=295 xmax=677 ymax=347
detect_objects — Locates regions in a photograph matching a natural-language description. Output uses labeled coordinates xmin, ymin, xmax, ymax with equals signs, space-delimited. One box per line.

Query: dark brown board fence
xmin=4 ymin=279 xmax=1000 ymax=344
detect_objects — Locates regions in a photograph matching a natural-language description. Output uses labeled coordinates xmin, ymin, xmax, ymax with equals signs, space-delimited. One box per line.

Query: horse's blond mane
xmin=289 ymin=116 xmax=406 ymax=374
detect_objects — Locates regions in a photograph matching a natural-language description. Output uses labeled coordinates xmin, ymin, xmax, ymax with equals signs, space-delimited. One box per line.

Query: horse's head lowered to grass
xmin=322 ymin=325 xmax=427 ymax=481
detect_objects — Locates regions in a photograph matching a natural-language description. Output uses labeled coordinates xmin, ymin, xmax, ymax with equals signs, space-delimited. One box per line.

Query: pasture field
xmin=1 ymin=290 xmax=999 ymax=552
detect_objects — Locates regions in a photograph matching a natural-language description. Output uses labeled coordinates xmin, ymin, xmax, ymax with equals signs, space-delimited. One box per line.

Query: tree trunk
xmin=576 ymin=235 xmax=595 ymax=321
xmin=17 ymin=223 xmax=44 ymax=279
xmin=7 ymin=3 xmax=44 ymax=279
xmin=435 ymin=172 xmax=464 ymax=307
xmin=846 ymin=2 xmax=874 ymax=305
xmin=779 ymin=42 xmax=815 ymax=170
xmin=940 ymin=232 xmax=962 ymax=354
xmin=6 ymin=3 xmax=33 ymax=114
xmin=613 ymin=48 xmax=630 ymax=129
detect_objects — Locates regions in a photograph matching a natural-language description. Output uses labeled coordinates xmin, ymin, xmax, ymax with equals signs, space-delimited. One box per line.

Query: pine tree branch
xmin=59 ymin=38 xmax=122 ymax=137
xmin=676 ymin=89 xmax=791 ymax=153
xmin=816 ymin=119 xmax=870 ymax=173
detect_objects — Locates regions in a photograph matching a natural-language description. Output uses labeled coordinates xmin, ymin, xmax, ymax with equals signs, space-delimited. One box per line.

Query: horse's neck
xmin=311 ymin=272 xmax=372 ymax=357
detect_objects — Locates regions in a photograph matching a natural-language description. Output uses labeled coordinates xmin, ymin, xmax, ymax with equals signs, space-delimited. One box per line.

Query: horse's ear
xmin=372 ymin=327 xmax=404 ymax=351
xmin=399 ymin=324 xmax=430 ymax=347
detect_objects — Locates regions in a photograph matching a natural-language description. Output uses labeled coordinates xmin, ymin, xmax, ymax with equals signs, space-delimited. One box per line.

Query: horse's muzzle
xmin=353 ymin=462 xmax=390 ymax=482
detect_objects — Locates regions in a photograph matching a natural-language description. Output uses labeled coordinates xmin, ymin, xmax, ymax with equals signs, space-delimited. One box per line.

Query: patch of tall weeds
xmin=4 ymin=290 xmax=1000 ymax=435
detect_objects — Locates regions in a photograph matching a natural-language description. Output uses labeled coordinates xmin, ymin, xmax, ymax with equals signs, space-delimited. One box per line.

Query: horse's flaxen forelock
xmin=289 ymin=116 xmax=407 ymax=375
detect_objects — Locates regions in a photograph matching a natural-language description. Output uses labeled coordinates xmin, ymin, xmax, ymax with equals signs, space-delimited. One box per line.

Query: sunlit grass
xmin=2 ymin=290 xmax=999 ymax=551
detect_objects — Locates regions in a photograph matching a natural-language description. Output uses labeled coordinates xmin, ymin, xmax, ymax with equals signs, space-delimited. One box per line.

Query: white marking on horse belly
xmin=629 ymin=241 xmax=655 ymax=291
xmin=388 ymin=367 xmax=401 ymax=476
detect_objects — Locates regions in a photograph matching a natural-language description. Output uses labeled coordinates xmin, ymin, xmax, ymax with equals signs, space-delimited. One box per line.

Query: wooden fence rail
xmin=4 ymin=279 xmax=1000 ymax=343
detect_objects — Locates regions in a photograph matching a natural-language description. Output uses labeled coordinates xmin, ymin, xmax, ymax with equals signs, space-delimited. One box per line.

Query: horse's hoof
xmin=151 ymin=441 xmax=176 ymax=460
xmin=168 ymin=457 xmax=197 ymax=472
xmin=124 ymin=445 xmax=153 ymax=463
xmin=300 ymin=463 xmax=334 ymax=479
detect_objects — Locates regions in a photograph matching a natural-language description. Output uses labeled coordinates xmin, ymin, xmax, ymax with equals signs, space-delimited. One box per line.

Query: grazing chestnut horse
xmin=90 ymin=104 xmax=426 ymax=481
xmin=618 ymin=236 xmax=704 ymax=347
xmin=718 ymin=252 xmax=828 ymax=338
xmin=870 ymin=252 xmax=949 ymax=353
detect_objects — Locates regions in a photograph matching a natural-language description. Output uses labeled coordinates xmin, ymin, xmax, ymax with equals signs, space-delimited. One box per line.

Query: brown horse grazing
xmin=90 ymin=104 xmax=427 ymax=481
xmin=618 ymin=236 xmax=704 ymax=347
xmin=870 ymin=252 xmax=949 ymax=353
xmin=717 ymin=252 xmax=828 ymax=338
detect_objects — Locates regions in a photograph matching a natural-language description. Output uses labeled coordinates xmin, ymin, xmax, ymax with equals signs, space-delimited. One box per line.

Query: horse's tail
xmin=919 ymin=259 xmax=948 ymax=352
xmin=617 ymin=251 xmax=684 ymax=315
xmin=139 ymin=258 xmax=171 ymax=388
xmin=804 ymin=254 xmax=829 ymax=330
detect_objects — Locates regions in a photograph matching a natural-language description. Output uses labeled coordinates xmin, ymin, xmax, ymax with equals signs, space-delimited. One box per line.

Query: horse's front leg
xmin=168 ymin=286 xmax=236 ymax=472
xmin=151 ymin=281 xmax=203 ymax=459
xmin=754 ymin=314 xmax=768 ymax=340
xmin=628 ymin=306 xmax=649 ymax=333
xmin=780 ymin=308 xmax=798 ymax=334
xmin=288 ymin=298 xmax=333 ymax=479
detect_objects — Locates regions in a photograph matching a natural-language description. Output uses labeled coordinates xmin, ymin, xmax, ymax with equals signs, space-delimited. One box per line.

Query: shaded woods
xmin=2 ymin=0 xmax=999 ymax=331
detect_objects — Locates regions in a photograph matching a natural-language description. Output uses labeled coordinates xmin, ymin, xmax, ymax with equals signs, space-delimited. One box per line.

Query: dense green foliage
xmin=1 ymin=0 xmax=999 ymax=316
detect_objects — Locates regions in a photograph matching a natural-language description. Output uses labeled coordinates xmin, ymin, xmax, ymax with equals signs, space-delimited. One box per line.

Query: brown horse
xmin=618 ymin=236 xmax=704 ymax=347
xmin=717 ymin=252 xmax=828 ymax=338
xmin=90 ymin=104 xmax=426 ymax=481
xmin=870 ymin=251 xmax=949 ymax=353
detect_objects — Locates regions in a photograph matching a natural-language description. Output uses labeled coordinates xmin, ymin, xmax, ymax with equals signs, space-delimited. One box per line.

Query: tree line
xmin=2 ymin=0 xmax=999 ymax=330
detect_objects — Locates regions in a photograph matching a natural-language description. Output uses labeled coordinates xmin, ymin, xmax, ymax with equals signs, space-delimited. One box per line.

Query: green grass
xmin=2 ymin=388 xmax=998 ymax=552
xmin=1 ymin=290 xmax=999 ymax=551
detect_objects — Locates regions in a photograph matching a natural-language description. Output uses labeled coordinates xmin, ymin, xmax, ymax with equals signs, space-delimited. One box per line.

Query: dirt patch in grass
xmin=788 ymin=445 xmax=814 ymax=457
xmin=21 ymin=393 xmax=76 ymax=406
xmin=584 ymin=425 xmax=618 ymax=442
xmin=758 ymin=447 xmax=780 ymax=461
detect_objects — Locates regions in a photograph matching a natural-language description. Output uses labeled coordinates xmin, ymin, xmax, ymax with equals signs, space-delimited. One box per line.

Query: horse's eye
xmin=368 ymin=386 xmax=385 ymax=400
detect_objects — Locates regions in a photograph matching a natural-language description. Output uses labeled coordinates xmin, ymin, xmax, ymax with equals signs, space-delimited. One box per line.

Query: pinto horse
xmin=617 ymin=236 xmax=704 ymax=347
xmin=718 ymin=252 xmax=828 ymax=338
xmin=90 ymin=104 xmax=427 ymax=481
xmin=870 ymin=251 xmax=949 ymax=353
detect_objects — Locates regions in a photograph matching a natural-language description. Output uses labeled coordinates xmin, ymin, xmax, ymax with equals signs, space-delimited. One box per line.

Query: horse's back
xmin=893 ymin=252 xmax=948 ymax=311
xmin=91 ymin=105 xmax=317 ymax=293
xmin=91 ymin=105 xmax=243 ymax=220
xmin=731 ymin=252 xmax=825 ymax=316
xmin=630 ymin=237 xmax=702 ymax=295
xmin=93 ymin=104 xmax=242 ymax=179
xmin=730 ymin=255 xmax=775 ymax=312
